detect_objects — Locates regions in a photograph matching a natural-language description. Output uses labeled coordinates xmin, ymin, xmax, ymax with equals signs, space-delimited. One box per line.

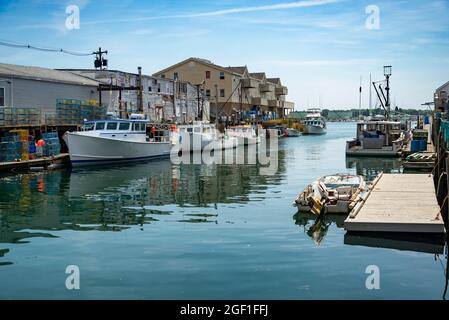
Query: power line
xmin=0 ymin=39 xmax=95 ymax=56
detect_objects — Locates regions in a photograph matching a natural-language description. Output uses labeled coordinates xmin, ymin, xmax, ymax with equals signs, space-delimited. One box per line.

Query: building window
xmin=219 ymin=72 xmax=225 ymax=80
xmin=0 ymin=87 xmax=4 ymax=106
xmin=174 ymin=72 xmax=179 ymax=80
xmin=206 ymin=71 xmax=211 ymax=79
xmin=220 ymin=89 xmax=225 ymax=97
xmin=160 ymin=74 xmax=165 ymax=79
xmin=148 ymin=86 xmax=152 ymax=92
xmin=206 ymin=89 xmax=211 ymax=97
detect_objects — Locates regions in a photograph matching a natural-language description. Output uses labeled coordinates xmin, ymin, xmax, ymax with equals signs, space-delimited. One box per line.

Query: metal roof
xmin=0 ymin=63 xmax=100 ymax=86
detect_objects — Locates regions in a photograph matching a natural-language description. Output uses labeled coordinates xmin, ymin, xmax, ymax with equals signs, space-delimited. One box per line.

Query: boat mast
xmin=369 ymin=73 xmax=372 ymax=116
xmin=359 ymin=76 xmax=362 ymax=120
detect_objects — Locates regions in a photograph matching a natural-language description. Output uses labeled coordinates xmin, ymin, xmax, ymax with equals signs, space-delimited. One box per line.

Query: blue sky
xmin=1 ymin=0 xmax=448 ymax=109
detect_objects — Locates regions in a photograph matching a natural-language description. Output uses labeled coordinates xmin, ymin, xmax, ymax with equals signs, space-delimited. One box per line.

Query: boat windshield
xmin=95 ymin=122 xmax=106 ymax=130
xmin=82 ymin=122 xmax=95 ymax=131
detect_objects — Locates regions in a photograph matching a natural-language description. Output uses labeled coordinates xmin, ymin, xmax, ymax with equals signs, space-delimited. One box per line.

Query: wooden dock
xmin=0 ymin=153 xmax=70 ymax=173
xmin=345 ymin=174 xmax=445 ymax=234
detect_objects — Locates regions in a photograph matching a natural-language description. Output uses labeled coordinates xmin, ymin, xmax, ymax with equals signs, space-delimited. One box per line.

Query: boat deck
xmin=344 ymin=174 xmax=445 ymax=233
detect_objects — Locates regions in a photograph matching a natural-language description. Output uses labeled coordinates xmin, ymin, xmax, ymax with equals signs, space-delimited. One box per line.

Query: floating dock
xmin=0 ymin=153 xmax=70 ymax=173
xmin=345 ymin=174 xmax=445 ymax=234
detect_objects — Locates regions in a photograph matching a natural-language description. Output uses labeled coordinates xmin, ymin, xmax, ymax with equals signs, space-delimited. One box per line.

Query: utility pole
xmin=215 ymin=84 xmax=218 ymax=124
xmin=93 ymin=47 xmax=108 ymax=70
xmin=195 ymin=84 xmax=200 ymax=121
xmin=137 ymin=67 xmax=143 ymax=113
xmin=173 ymin=78 xmax=177 ymax=123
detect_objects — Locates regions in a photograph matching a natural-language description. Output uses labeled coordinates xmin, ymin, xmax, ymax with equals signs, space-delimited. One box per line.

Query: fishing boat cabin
xmin=346 ymin=120 xmax=404 ymax=157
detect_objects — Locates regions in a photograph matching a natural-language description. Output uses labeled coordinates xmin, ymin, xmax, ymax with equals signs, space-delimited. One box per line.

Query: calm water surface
xmin=0 ymin=122 xmax=447 ymax=299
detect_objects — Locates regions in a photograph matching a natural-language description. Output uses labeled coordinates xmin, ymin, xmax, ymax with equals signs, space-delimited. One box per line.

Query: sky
xmin=0 ymin=0 xmax=448 ymax=110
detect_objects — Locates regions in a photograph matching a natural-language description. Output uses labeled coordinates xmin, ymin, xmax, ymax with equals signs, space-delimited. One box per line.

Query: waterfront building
xmin=0 ymin=63 xmax=99 ymax=114
xmin=60 ymin=69 xmax=210 ymax=123
xmin=152 ymin=57 xmax=295 ymax=122
xmin=435 ymin=80 xmax=449 ymax=112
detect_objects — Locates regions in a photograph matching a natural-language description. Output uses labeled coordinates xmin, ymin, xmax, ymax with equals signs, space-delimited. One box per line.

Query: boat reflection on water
xmin=0 ymin=148 xmax=287 ymax=249
xmin=346 ymin=156 xmax=402 ymax=181
xmin=293 ymin=212 xmax=346 ymax=246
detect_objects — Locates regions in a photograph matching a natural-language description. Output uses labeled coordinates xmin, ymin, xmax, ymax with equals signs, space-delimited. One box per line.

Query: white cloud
xmin=182 ymin=0 xmax=341 ymax=18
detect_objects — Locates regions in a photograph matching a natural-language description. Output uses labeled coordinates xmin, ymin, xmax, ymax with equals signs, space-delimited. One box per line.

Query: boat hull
xmin=303 ymin=125 xmax=326 ymax=135
xmin=345 ymin=140 xmax=402 ymax=157
xmin=65 ymin=133 xmax=171 ymax=166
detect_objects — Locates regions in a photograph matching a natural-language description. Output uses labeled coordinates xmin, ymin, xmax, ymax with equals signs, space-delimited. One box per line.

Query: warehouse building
xmin=0 ymin=63 xmax=99 ymax=112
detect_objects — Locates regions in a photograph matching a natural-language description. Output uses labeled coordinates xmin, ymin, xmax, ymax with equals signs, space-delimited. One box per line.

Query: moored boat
xmin=346 ymin=120 xmax=404 ymax=157
xmin=293 ymin=174 xmax=366 ymax=216
xmin=172 ymin=121 xmax=238 ymax=152
xmin=303 ymin=109 xmax=327 ymax=135
xmin=284 ymin=128 xmax=301 ymax=137
xmin=226 ymin=125 xmax=261 ymax=145
xmin=64 ymin=119 xmax=171 ymax=167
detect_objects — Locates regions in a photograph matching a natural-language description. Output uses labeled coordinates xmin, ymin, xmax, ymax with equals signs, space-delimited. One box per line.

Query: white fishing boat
xmin=293 ymin=174 xmax=366 ymax=216
xmin=227 ymin=125 xmax=261 ymax=145
xmin=303 ymin=109 xmax=327 ymax=135
xmin=64 ymin=119 xmax=171 ymax=167
xmin=346 ymin=120 xmax=404 ymax=157
xmin=172 ymin=121 xmax=238 ymax=152
xmin=284 ymin=128 xmax=301 ymax=137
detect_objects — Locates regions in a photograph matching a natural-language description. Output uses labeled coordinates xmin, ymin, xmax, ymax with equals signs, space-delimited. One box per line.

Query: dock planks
xmin=345 ymin=174 xmax=445 ymax=234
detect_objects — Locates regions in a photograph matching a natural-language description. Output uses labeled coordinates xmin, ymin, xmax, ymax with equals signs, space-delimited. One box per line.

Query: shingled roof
xmin=226 ymin=66 xmax=247 ymax=75
xmin=267 ymin=78 xmax=282 ymax=85
xmin=249 ymin=72 xmax=267 ymax=81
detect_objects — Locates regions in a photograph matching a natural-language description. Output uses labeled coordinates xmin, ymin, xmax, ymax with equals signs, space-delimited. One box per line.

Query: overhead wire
xmin=0 ymin=39 xmax=94 ymax=56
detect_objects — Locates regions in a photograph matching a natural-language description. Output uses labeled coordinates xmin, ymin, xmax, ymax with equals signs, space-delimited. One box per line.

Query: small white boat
xmin=303 ymin=109 xmax=327 ymax=135
xmin=172 ymin=121 xmax=238 ymax=152
xmin=227 ymin=126 xmax=261 ymax=145
xmin=294 ymin=174 xmax=366 ymax=216
xmin=284 ymin=128 xmax=301 ymax=137
xmin=64 ymin=119 xmax=171 ymax=167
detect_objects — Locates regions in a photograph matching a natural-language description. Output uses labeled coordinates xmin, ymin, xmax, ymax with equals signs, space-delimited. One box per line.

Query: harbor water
xmin=0 ymin=122 xmax=447 ymax=299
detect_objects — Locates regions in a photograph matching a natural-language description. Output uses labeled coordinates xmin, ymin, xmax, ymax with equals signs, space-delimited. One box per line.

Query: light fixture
xmin=384 ymin=65 xmax=392 ymax=77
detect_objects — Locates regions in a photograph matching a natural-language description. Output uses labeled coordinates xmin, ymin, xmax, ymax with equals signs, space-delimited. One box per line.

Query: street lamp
xmin=383 ymin=66 xmax=392 ymax=117
xmin=384 ymin=65 xmax=392 ymax=77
